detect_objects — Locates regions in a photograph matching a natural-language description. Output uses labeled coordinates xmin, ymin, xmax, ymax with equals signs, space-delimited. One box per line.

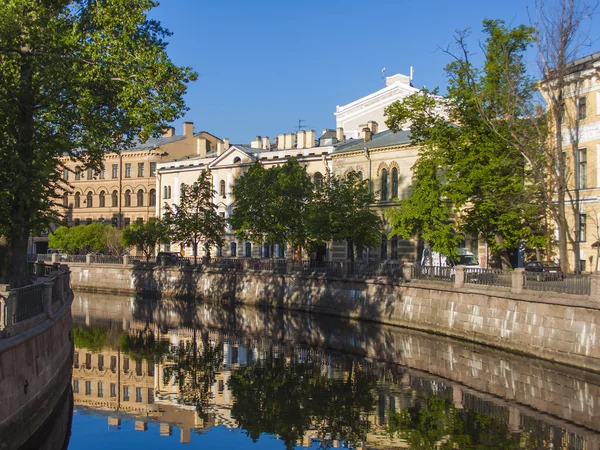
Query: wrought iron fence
xmin=465 ymin=268 xmax=512 ymax=288
xmin=524 ymin=272 xmax=591 ymax=295
xmin=61 ymin=254 xmax=87 ymax=263
xmin=12 ymin=284 xmax=45 ymax=323
xmin=36 ymin=254 xmax=52 ymax=262
xmin=90 ymin=255 xmax=124 ymax=265
xmin=412 ymin=264 xmax=454 ymax=282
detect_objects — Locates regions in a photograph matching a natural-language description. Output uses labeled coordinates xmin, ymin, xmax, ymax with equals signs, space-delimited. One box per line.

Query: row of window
xmin=64 ymin=189 xmax=157 ymax=208
xmin=216 ymin=242 xmax=285 ymax=258
xmin=64 ymin=162 xmax=157 ymax=181
xmin=73 ymin=353 xmax=154 ymax=376
xmin=73 ymin=380 xmax=154 ymax=403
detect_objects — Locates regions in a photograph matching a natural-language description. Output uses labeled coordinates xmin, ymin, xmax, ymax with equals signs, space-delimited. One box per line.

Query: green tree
xmin=104 ymin=226 xmax=124 ymax=256
xmin=385 ymin=21 xmax=546 ymax=268
xmin=230 ymin=159 xmax=315 ymax=255
xmin=122 ymin=218 xmax=169 ymax=261
xmin=163 ymin=171 xmax=226 ymax=264
xmin=0 ymin=0 xmax=196 ymax=286
xmin=308 ymin=171 xmax=382 ymax=262
xmin=49 ymin=222 xmax=106 ymax=254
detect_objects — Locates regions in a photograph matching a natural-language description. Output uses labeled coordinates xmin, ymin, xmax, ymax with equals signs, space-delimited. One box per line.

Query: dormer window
xmin=233 ymin=157 xmax=241 ymax=164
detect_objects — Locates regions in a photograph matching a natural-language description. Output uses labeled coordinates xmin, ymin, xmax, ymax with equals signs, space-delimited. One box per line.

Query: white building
xmin=334 ymin=73 xmax=418 ymax=140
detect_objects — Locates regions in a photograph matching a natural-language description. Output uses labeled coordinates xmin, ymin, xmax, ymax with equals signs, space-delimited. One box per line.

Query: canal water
xmin=63 ymin=292 xmax=600 ymax=449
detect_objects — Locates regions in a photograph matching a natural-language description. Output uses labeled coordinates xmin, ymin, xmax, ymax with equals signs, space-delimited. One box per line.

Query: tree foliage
xmin=0 ymin=0 xmax=196 ymax=285
xmin=385 ymin=20 xmax=547 ymax=267
xmin=49 ymin=222 xmax=107 ymax=254
xmin=307 ymin=171 xmax=382 ymax=261
xmin=121 ymin=217 xmax=169 ymax=261
xmin=230 ymin=159 xmax=314 ymax=253
xmin=163 ymin=170 xmax=226 ymax=264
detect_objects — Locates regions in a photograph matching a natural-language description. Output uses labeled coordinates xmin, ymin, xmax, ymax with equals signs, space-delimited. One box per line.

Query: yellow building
xmin=59 ymin=122 xmax=222 ymax=229
xmin=540 ymin=51 xmax=600 ymax=271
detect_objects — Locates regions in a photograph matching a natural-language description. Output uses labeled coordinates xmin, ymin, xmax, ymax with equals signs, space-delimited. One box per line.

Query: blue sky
xmin=149 ymin=0 xmax=600 ymax=143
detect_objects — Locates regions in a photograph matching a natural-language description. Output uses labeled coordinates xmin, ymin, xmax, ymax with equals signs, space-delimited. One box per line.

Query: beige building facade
xmin=59 ymin=122 xmax=222 ymax=229
xmin=541 ymin=51 xmax=600 ymax=271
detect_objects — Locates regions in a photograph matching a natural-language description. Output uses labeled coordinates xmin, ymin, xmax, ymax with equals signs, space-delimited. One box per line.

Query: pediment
xmin=208 ymin=146 xmax=257 ymax=169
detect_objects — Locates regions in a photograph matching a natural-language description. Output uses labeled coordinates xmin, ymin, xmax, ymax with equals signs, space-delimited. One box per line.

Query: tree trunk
xmin=8 ymin=229 xmax=30 ymax=288
xmin=494 ymin=233 xmax=512 ymax=270
xmin=193 ymin=242 xmax=198 ymax=265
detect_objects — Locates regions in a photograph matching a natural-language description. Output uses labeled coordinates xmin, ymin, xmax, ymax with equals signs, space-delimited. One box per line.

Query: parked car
xmin=524 ymin=261 xmax=564 ymax=281
xmin=156 ymin=252 xmax=189 ymax=267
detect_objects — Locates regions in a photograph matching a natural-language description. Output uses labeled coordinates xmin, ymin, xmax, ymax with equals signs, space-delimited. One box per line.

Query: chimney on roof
xmin=217 ymin=141 xmax=224 ymax=156
xmin=197 ymin=137 xmax=209 ymax=157
xmin=336 ymin=127 xmax=344 ymax=142
xmin=183 ymin=122 xmax=194 ymax=138
xmin=251 ymin=136 xmax=262 ymax=149
xmin=277 ymin=133 xmax=286 ymax=149
xmin=162 ymin=127 xmax=175 ymax=137
xmin=305 ymin=130 xmax=315 ymax=148
xmin=296 ymin=130 xmax=306 ymax=149
xmin=262 ymin=136 xmax=270 ymax=150
xmin=223 ymin=138 xmax=229 ymax=149
xmin=361 ymin=127 xmax=372 ymax=142
xmin=367 ymin=121 xmax=378 ymax=134
xmin=284 ymin=133 xmax=295 ymax=149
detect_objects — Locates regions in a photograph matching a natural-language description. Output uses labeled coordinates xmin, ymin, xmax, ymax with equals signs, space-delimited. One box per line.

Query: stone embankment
xmin=66 ymin=261 xmax=600 ymax=372
xmin=0 ymin=264 xmax=73 ymax=450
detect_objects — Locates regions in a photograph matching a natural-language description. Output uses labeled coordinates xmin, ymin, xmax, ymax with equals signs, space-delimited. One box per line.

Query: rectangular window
xmin=109 ymin=383 xmax=117 ymax=398
xmin=98 ymin=355 xmax=104 ymax=371
xmin=218 ymin=379 xmax=225 ymax=392
xmin=391 ymin=236 xmax=398 ymax=260
xmin=63 ymin=168 xmax=69 ymax=181
xmin=123 ymin=357 xmax=130 ymax=373
xmin=125 ymin=163 xmax=131 ymax=178
xmin=85 ymin=381 xmax=92 ymax=395
xmin=75 ymin=167 xmax=81 ymax=180
xmin=73 ymin=352 xmax=79 ymax=368
xmin=136 ymin=360 xmax=142 ymax=376
xmin=99 ymin=169 xmax=105 ymax=179
xmin=112 ymin=164 xmax=118 ymax=179
xmin=85 ymin=353 xmax=92 ymax=369
xmin=136 ymin=387 xmax=143 ymax=403
xmin=150 ymin=162 xmax=156 ymax=177
xmin=147 ymin=363 xmax=154 ymax=377
xmin=578 ymin=148 xmax=587 ymax=189
xmin=97 ymin=382 xmax=103 ymax=398
xmin=73 ymin=380 xmax=79 ymax=394
xmin=87 ymin=168 xmax=94 ymax=179
xmin=579 ymin=214 xmax=587 ymax=242
xmin=110 ymin=356 xmax=117 ymax=373
xmin=137 ymin=162 xmax=144 ymax=177
xmin=148 ymin=388 xmax=154 ymax=404
xmin=380 ymin=235 xmax=388 ymax=259
xmin=578 ymin=97 xmax=587 ymax=120
xmin=123 ymin=386 xmax=130 ymax=402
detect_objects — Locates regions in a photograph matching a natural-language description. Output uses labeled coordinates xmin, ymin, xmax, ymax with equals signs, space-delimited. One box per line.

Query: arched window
xmin=112 ymin=190 xmax=118 ymax=207
xmin=313 ymin=172 xmax=323 ymax=188
xmin=391 ymin=236 xmax=399 ymax=260
xmin=220 ymin=180 xmax=226 ymax=197
xmin=74 ymin=192 xmax=81 ymax=208
xmin=63 ymin=193 xmax=69 ymax=208
xmin=230 ymin=242 xmax=237 ymax=257
xmin=137 ymin=189 xmax=144 ymax=207
xmin=124 ymin=190 xmax=131 ymax=207
xmin=380 ymin=169 xmax=388 ymax=201
xmin=233 ymin=156 xmax=241 ymax=164
xmin=99 ymin=191 xmax=105 ymax=208
xmin=391 ymin=167 xmax=399 ymax=199
xmin=357 ymin=171 xmax=363 ymax=180
xmin=149 ymin=189 xmax=156 ymax=207
xmin=245 ymin=242 xmax=252 ymax=257
xmin=86 ymin=192 xmax=93 ymax=207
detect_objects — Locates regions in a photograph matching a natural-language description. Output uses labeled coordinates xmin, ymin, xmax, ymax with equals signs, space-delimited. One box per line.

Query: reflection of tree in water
xmin=162 ymin=329 xmax=224 ymax=419
xmin=387 ymin=394 xmax=521 ymax=450
xmin=229 ymin=352 xmax=377 ymax=449
xmin=73 ymin=324 xmax=122 ymax=352
xmin=120 ymin=325 xmax=170 ymax=363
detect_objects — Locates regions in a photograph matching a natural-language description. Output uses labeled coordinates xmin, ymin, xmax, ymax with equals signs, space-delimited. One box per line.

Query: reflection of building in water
xmin=72 ymin=316 xmax=600 ymax=449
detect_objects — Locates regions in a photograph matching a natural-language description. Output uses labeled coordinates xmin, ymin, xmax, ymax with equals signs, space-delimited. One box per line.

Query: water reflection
xmin=69 ymin=293 xmax=600 ymax=449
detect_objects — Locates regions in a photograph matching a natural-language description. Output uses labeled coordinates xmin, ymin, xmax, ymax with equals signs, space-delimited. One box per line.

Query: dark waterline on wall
xmin=59 ymin=293 xmax=600 ymax=449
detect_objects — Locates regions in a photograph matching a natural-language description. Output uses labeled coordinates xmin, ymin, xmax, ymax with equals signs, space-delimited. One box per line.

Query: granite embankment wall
xmin=0 ymin=292 xmax=73 ymax=449
xmin=68 ymin=263 xmax=600 ymax=372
